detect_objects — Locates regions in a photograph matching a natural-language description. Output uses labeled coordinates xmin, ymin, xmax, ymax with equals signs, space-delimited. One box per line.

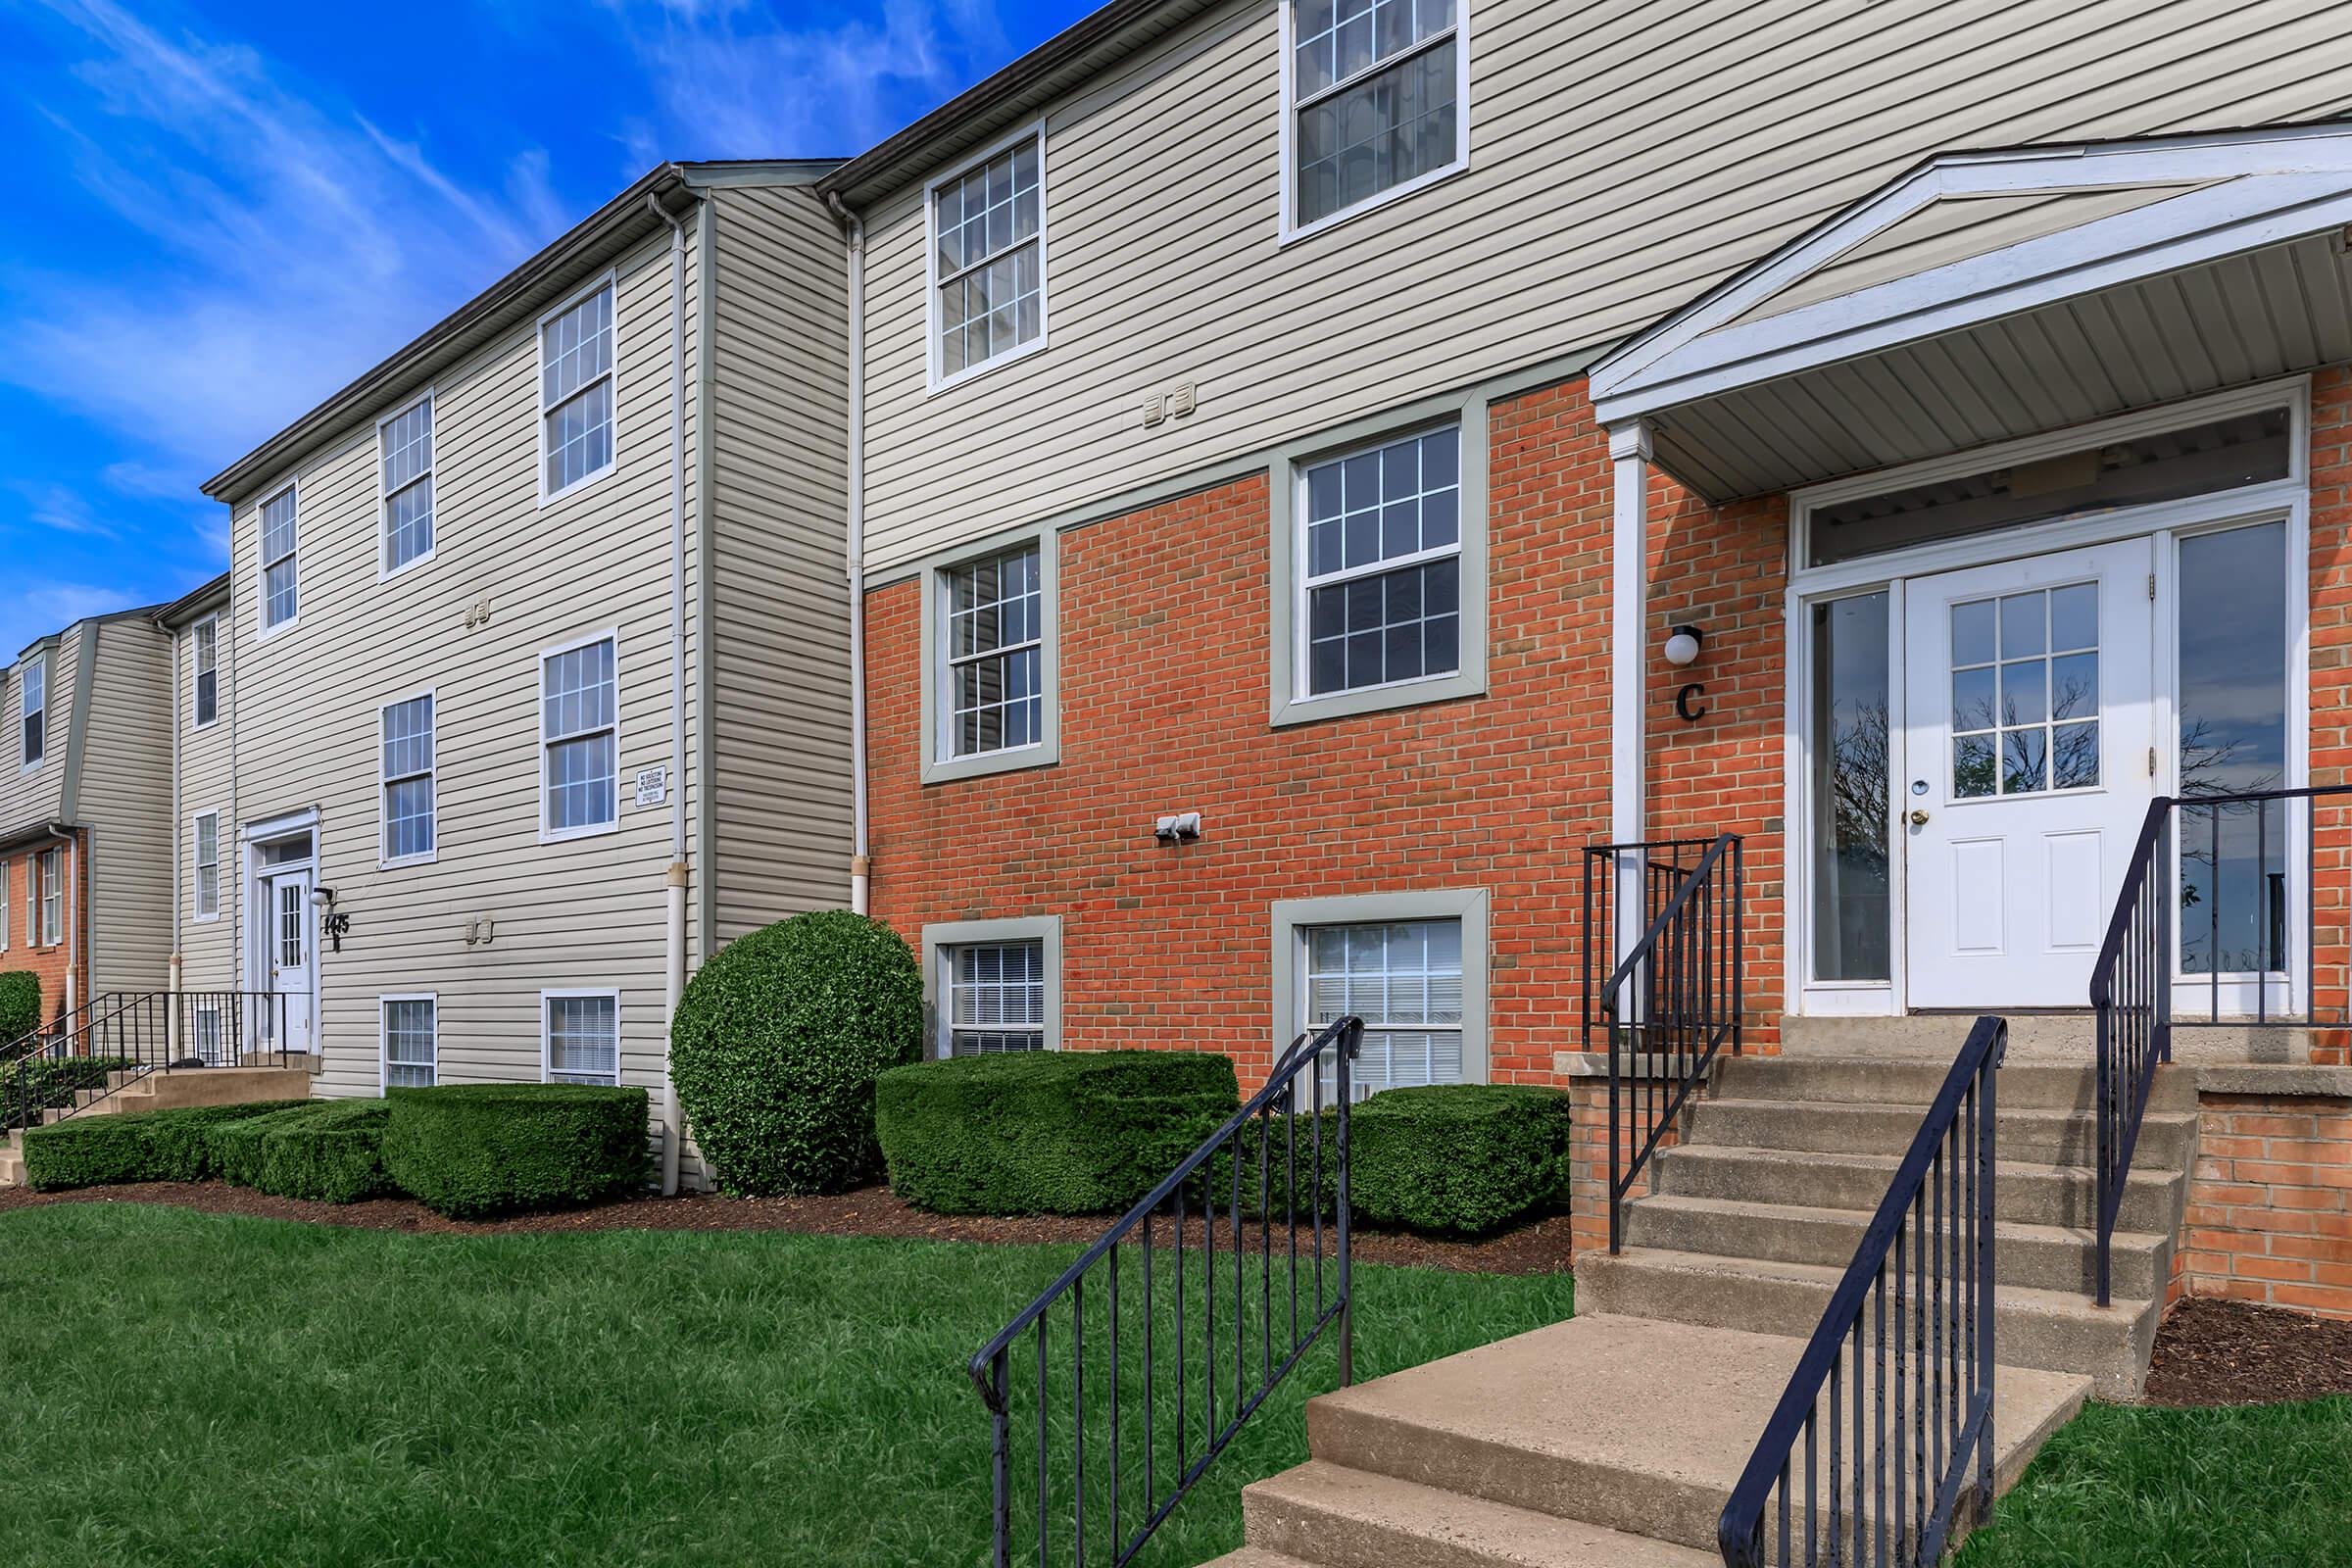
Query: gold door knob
xmin=1908 ymin=808 xmax=1931 ymax=826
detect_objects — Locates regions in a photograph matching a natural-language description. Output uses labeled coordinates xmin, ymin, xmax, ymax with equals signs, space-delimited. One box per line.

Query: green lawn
xmin=4 ymin=1203 xmax=2345 ymax=1568
xmin=0 ymin=1202 xmax=1571 ymax=1567
xmin=1958 ymin=1394 xmax=2352 ymax=1568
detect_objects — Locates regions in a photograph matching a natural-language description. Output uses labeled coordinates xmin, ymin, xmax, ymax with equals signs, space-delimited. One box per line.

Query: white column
xmin=1608 ymin=421 xmax=1652 ymax=968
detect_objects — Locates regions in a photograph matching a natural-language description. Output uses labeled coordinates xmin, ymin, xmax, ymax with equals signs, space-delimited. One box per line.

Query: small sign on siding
xmin=633 ymin=765 xmax=669 ymax=808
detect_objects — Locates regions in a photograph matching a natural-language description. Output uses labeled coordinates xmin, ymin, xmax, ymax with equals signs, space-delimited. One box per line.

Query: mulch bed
xmin=2143 ymin=1297 xmax=2352 ymax=1407
xmin=0 ymin=1180 xmax=1576 ymax=1274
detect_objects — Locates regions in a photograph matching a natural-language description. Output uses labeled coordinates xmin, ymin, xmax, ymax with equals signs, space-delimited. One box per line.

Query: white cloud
xmin=0 ymin=0 xmax=562 ymax=469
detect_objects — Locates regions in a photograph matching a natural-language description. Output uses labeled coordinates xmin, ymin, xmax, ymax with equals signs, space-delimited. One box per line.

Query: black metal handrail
xmin=1583 ymin=832 xmax=1743 ymax=1250
xmin=2088 ymin=783 xmax=2352 ymax=1304
xmin=1720 ymin=1015 xmax=2006 ymax=1568
xmin=2 ymin=991 xmax=291 ymax=1136
xmin=966 ymin=1014 xmax=1365 ymax=1568
xmin=0 ymin=992 xmax=118 ymax=1066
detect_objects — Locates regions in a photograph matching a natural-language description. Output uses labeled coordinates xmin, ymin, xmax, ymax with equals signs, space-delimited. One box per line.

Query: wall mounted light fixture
xmin=1663 ymin=624 xmax=1705 ymax=666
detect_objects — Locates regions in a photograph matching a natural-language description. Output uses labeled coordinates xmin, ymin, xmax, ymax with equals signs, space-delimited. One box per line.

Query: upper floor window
xmin=19 ymin=654 xmax=44 ymax=768
xmin=1298 ymin=424 xmax=1461 ymax=698
xmin=928 ymin=127 xmax=1046 ymax=388
xmin=540 ymin=282 xmax=615 ymax=502
xmin=192 ymin=617 xmax=219 ymax=727
xmin=260 ymin=485 xmax=300 ymax=631
xmin=379 ymin=395 xmax=436 ymax=573
xmin=381 ymin=694 xmax=436 ymax=864
xmin=193 ymin=810 xmax=220 ymax=921
xmin=1285 ymin=0 xmax=1468 ymax=236
xmin=944 ymin=545 xmax=1044 ymax=761
xmin=542 ymin=635 xmax=617 ymax=840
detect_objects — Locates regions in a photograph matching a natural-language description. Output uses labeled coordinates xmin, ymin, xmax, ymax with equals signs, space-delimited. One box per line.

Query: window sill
xmin=1280 ymin=158 xmax=1470 ymax=249
xmin=921 ymin=738 xmax=1059 ymax=787
xmin=378 ymin=547 xmax=438 ymax=584
xmin=538 ymin=462 xmax=617 ymax=511
xmin=538 ymin=820 xmax=620 ymax=846
xmin=927 ymin=333 xmax=1050 ymax=398
xmin=379 ymin=851 xmax=438 ymax=871
xmin=1269 ymin=666 xmax=1485 ymax=729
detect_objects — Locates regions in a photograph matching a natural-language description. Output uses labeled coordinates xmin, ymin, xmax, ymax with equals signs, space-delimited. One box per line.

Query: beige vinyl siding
xmin=176 ymin=608 xmax=240 ymax=992
xmin=222 ymin=230 xmax=702 ymax=1167
xmin=854 ymin=0 xmax=2352 ymax=572
xmin=0 ymin=627 xmax=79 ymax=829
xmin=707 ymin=184 xmax=855 ymax=942
xmin=78 ymin=620 xmax=173 ymax=996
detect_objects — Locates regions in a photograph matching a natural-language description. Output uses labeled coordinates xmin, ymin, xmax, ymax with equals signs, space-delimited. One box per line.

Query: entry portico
xmin=1592 ymin=122 xmax=2352 ymax=1025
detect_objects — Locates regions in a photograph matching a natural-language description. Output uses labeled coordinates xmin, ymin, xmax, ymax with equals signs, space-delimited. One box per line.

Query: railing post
xmin=1337 ymin=1020 xmax=1355 ymax=1389
xmin=1977 ymin=1022 xmax=1999 ymax=1527
xmin=988 ymin=1347 xmax=1010 ymax=1568
xmin=2158 ymin=808 xmax=2174 ymax=1066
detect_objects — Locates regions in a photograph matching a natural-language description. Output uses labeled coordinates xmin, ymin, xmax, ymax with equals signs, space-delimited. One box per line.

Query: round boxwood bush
xmin=0 ymin=971 xmax=40 ymax=1044
xmin=383 ymin=1084 xmax=651 ymax=1218
xmin=670 ymin=911 xmax=923 ymax=1195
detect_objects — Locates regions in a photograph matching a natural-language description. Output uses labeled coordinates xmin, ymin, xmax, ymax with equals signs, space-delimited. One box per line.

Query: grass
xmin=1959 ymin=1394 xmax=2352 ymax=1567
xmin=0 ymin=1202 xmax=1572 ymax=1567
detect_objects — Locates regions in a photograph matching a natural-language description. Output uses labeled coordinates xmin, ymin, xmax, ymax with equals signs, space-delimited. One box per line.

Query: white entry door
xmin=261 ymin=867 xmax=317 ymax=1055
xmin=1902 ymin=539 xmax=2157 ymax=1008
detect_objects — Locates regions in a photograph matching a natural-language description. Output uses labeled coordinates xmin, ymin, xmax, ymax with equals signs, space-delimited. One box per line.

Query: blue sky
xmin=0 ymin=0 xmax=1093 ymax=656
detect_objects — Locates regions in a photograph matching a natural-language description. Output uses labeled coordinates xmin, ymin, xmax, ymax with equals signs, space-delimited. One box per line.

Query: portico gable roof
xmin=1589 ymin=122 xmax=2352 ymax=502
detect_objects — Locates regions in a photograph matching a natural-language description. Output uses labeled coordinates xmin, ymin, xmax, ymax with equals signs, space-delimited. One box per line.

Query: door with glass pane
xmin=1902 ymin=539 xmax=2156 ymax=1007
xmin=260 ymin=868 xmax=317 ymax=1054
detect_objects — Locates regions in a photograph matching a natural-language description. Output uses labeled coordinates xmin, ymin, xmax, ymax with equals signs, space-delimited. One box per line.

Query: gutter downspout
xmin=169 ymin=624 xmax=183 ymax=1054
xmin=649 ymin=187 xmax=694 ymax=1198
xmin=827 ymin=192 xmax=871 ymax=917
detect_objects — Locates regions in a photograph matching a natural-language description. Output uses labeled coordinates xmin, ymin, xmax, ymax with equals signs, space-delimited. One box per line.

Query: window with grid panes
xmin=1303 ymin=918 xmax=1463 ymax=1101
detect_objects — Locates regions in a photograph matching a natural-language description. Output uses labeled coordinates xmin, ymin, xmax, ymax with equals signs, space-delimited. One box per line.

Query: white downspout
xmin=649 ymin=187 xmax=693 ymax=1197
xmin=1608 ymin=421 xmax=1652 ymax=968
xmin=169 ymin=624 xmax=183 ymax=1055
xmin=828 ymin=192 xmax=870 ymax=916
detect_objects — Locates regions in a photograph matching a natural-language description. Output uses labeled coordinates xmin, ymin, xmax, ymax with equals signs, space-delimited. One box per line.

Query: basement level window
xmin=1808 ymin=407 xmax=2289 ymax=567
xmin=1302 ymin=917 xmax=1465 ymax=1101
xmin=944 ymin=941 xmax=1047 ymax=1055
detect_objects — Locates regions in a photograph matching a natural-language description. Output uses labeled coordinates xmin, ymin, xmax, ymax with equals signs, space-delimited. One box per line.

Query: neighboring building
xmin=824 ymin=1 xmax=2352 ymax=1318
xmin=0 ymin=607 xmax=176 ymax=1029
xmin=186 ymin=161 xmax=856 ymax=1183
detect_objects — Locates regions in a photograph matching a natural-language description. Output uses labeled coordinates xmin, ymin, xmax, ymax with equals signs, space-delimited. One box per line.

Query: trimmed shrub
xmin=1242 ymin=1085 xmax=1575 ymax=1236
xmin=0 ymin=971 xmax=39 ymax=1044
xmin=0 ymin=1056 xmax=137 ymax=1123
xmin=671 ymin=911 xmax=923 ymax=1196
xmin=877 ymin=1051 xmax=1241 ymax=1216
xmin=208 ymin=1101 xmax=391 ymax=1204
xmin=383 ymin=1084 xmax=651 ymax=1218
xmin=23 ymin=1100 xmax=309 ymax=1190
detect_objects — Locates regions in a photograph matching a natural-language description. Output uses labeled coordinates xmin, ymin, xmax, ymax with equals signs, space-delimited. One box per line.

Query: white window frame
xmin=191 ymin=615 xmax=220 ymax=729
xmin=379 ymin=689 xmax=437 ymax=867
xmin=1270 ymin=888 xmax=1490 ymax=1091
xmin=538 ymin=630 xmax=621 ymax=843
xmin=18 ymin=652 xmax=44 ymax=770
xmin=380 ymin=993 xmax=439 ymax=1093
xmin=0 ymin=855 xmax=11 ymax=953
xmin=536 ymin=273 xmax=619 ymax=507
xmin=35 ymin=846 xmax=62 ymax=949
xmin=1277 ymin=0 xmax=1474 ymax=245
xmin=1269 ymin=390 xmax=1491 ymax=725
xmin=376 ymin=390 xmax=438 ymax=579
xmin=923 ymin=121 xmax=1052 ymax=394
xmin=192 ymin=809 xmax=221 ymax=922
xmin=918 ymin=527 xmax=1061 ymax=784
xmin=920 ymin=916 xmax=1063 ymax=1059
xmin=541 ymin=988 xmax=622 ymax=1086
xmin=256 ymin=479 xmax=301 ymax=639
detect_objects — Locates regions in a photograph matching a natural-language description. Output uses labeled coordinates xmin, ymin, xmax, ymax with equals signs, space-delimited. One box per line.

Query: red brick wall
xmin=868 ymin=377 xmax=1661 ymax=1093
xmin=0 ymin=834 xmax=85 ymax=1026
xmin=2179 ymin=1093 xmax=2352 ymax=1318
xmin=2306 ymin=368 xmax=2352 ymax=1062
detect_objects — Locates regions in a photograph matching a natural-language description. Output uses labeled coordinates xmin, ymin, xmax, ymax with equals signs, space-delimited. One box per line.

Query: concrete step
xmin=1710 ymin=1055 xmax=2195 ymax=1115
xmin=1576 ymin=1248 xmax=2159 ymax=1399
xmin=1198 ymin=1549 xmax=1316 ymax=1568
xmin=1300 ymin=1314 xmax=2087 ymax=1556
xmin=1652 ymin=1144 xmax=2183 ymax=1234
xmin=1780 ymin=1014 xmax=2311 ymax=1064
xmin=1622 ymin=1193 xmax=2171 ymax=1300
xmin=1684 ymin=1097 xmax=2198 ymax=1170
xmin=1242 ymin=1459 xmax=1717 ymax=1568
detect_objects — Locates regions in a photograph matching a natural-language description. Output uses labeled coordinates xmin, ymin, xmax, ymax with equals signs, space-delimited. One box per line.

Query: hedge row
xmin=876 ymin=1051 xmax=1240 ymax=1216
xmin=25 ymin=1084 xmax=649 ymax=1215
xmin=23 ymin=1100 xmax=310 ymax=1189
xmin=384 ymin=1084 xmax=650 ymax=1218
xmin=0 ymin=971 xmax=40 ymax=1044
xmin=1239 ymin=1085 xmax=1578 ymax=1235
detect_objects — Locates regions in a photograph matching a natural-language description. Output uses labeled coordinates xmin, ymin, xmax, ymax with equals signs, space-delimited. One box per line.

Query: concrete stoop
xmin=1208 ymin=1052 xmax=2184 ymax=1568
xmin=0 ymin=1065 xmax=314 ymax=1186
